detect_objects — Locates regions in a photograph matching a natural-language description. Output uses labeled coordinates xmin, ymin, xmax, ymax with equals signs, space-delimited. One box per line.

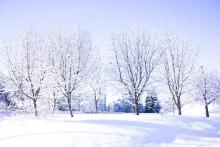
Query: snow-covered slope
xmin=182 ymin=103 xmax=220 ymax=117
xmin=0 ymin=113 xmax=220 ymax=147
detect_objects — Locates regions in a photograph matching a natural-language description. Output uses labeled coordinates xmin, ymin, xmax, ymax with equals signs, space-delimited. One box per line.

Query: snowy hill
xmin=0 ymin=113 xmax=220 ymax=147
xmin=182 ymin=103 xmax=220 ymax=117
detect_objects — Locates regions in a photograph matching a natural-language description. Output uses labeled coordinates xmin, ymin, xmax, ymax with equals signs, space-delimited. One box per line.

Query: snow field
xmin=0 ymin=113 xmax=220 ymax=147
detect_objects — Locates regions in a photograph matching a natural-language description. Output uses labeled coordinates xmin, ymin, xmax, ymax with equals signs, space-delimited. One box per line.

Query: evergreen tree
xmin=144 ymin=95 xmax=161 ymax=113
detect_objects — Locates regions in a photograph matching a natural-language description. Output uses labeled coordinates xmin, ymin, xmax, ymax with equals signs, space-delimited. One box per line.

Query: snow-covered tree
xmin=109 ymin=98 xmax=144 ymax=113
xmin=114 ymin=99 xmax=133 ymax=113
xmin=44 ymin=85 xmax=62 ymax=113
xmin=160 ymin=98 xmax=176 ymax=115
xmin=89 ymin=58 xmax=106 ymax=113
xmin=5 ymin=30 xmax=46 ymax=116
xmin=144 ymin=91 xmax=161 ymax=113
xmin=161 ymin=33 xmax=197 ymax=115
xmin=45 ymin=29 xmax=95 ymax=117
xmin=111 ymin=28 xmax=160 ymax=115
xmin=75 ymin=93 xmax=85 ymax=112
xmin=195 ymin=66 xmax=220 ymax=117
xmin=90 ymin=80 xmax=102 ymax=113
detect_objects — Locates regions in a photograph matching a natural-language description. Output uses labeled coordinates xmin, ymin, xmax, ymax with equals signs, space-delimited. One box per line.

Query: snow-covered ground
xmin=0 ymin=112 xmax=220 ymax=147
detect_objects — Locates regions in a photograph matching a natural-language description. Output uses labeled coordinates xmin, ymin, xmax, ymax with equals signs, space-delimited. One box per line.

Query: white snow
xmin=0 ymin=113 xmax=220 ymax=147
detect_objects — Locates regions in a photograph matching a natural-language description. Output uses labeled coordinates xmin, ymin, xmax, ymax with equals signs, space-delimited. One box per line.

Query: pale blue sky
xmin=0 ymin=0 xmax=220 ymax=71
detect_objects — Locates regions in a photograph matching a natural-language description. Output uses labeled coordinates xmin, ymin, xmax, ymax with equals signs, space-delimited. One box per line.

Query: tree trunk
xmin=172 ymin=105 xmax=175 ymax=115
xmin=177 ymin=107 xmax=182 ymax=115
xmin=33 ymin=100 xmax=38 ymax=117
xmin=52 ymin=99 xmax=56 ymax=114
xmin=135 ymin=99 xmax=139 ymax=115
xmin=204 ymin=96 xmax=209 ymax=117
xmin=95 ymin=101 xmax=98 ymax=113
xmin=132 ymin=105 xmax=135 ymax=113
xmin=205 ymin=105 xmax=209 ymax=117
xmin=177 ymin=98 xmax=182 ymax=115
xmin=67 ymin=95 xmax=74 ymax=117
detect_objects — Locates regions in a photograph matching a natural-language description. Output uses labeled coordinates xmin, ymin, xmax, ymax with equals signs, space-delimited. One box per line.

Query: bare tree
xmin=6 ymin=30 xmax=46 ymax=117
xmin=112 ymin=28 xmax=160 ymax=115
xmin=47 ymin=90 xmax=60 ymax=113
xmin=215 ymin=79 xmax=220 ymax=102
xmin=160 ymin=98 xmax=176 ymax=115
xmin=89 ymin=57 xmax=104 ymax=113
xmin=195 ymin=66 xmax=220 ymax=117
xmin=51 ymin=92 xmax=57 ymax=113
xmin=75 ymin=94 xmax=84 ymax=112
xmin=90 ymin=80 xmax=102 ymax=113
xmin=162 ymin=34 xmax=197 ymax=115
xmin=46 ymin=29 xmax=94 ymax=117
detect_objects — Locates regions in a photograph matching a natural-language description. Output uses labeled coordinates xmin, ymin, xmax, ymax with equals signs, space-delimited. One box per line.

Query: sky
xmin=0 ymin=0 xmax=220 ymax=102
xmin=0 ymin=0 xmax=220 ymax=70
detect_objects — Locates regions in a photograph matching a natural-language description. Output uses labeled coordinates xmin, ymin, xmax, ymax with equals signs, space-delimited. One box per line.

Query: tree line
xmin=0 ymin=27 xmax=219 ymax=117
